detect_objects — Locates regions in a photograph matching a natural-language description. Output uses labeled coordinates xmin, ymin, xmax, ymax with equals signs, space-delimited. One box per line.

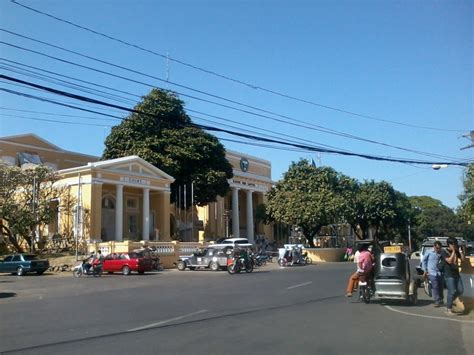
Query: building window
xmin=126 ymin=197 xmax=138 ymax=210
xmin=16 ymin=152 xmax=43 ymax=167
xmin=102 ymin=196 xmax=115 ymax=209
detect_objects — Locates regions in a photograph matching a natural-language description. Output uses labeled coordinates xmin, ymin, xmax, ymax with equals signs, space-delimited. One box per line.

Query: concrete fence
xmin=89 ymin=241 xmax=348 ymax=269
xmin=89 ymin=240 xmax=206 ymax=269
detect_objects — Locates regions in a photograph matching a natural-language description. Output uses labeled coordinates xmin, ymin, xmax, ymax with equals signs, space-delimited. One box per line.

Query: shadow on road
xmin=379 ymin=299 xmax=433 ymax=307
xmin=0 ymin=292 xmax=17 ymax=299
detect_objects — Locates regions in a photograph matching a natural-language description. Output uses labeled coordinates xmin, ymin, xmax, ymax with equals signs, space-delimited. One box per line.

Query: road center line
xmin=287 ymin=281 xmax=312 ymax=290
xmin=384 ymin=305 xmax=474 ymax=324
xmin=127 ymin=309 xmax=208 ymax=332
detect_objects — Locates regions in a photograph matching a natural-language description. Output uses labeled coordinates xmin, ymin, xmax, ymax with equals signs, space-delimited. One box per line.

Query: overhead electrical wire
xmin=0 ymin=104 xmax=348 ymax=153
xmin=0 ymin=58 xmax=456 ymax=160
xmin=9 ymin=1 xmax=465 ymax=133
xmin=0 ymin=113 xmax=112 ymax=127
xmin=0 ymin=42 xmax=463 ymax=161
xmin=0 ymin=62 xmax=137 ymax=105
xmin=0 ymin=107 xmax=121 ymax=121
xmin=0 ymin=75 xmax=469 ymax=167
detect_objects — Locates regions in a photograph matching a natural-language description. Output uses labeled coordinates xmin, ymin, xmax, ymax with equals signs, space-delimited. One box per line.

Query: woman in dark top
xmin=441 ymin=238 xmax=465 ymax=315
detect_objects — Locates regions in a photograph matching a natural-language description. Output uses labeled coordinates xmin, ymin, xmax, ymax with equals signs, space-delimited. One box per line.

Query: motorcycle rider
xmin=345 ymin=244 xmax=374 ymax=297
xmin=83 ymin=252 xmax=95 ymax=273
xmin=91 ymin=250 xmax=104 ymax=273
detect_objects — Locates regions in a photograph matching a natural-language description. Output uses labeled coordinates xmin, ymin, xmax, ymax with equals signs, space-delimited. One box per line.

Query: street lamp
xmin=432 ymin=164 xmax=448 ymax=170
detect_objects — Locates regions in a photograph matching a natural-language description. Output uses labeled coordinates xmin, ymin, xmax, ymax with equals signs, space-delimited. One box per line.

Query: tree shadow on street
xmin=0 ymin=292 xmax=17 ymax=299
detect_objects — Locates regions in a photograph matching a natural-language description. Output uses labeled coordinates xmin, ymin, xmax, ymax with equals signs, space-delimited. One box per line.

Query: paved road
xmin=1 ymin=262 xmax=473 ymax=354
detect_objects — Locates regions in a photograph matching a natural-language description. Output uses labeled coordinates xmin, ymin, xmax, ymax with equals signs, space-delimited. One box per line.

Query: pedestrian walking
xmin=441 ymin=238 xmax=465 ymax=315
xmin=422 ymin=241 xmax=444 ymax=307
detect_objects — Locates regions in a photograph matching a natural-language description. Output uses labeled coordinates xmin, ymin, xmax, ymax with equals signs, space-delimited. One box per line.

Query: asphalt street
xmin=0 ymin=262 xmax=473 ymax=355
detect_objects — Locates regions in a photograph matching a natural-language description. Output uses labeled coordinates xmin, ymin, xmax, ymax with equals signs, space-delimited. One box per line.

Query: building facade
xmin=0 ymin=134 xmax=274 ymax=244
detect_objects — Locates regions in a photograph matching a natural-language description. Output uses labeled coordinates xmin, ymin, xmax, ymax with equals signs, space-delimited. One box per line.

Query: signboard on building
xmin=120 ymin=177 xmax=150 ymax=185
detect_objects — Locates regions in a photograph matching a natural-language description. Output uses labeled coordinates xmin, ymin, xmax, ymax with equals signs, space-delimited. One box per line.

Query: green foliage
xmin=266 ymin=160 xmax=357 ymax=246
xmin=102 ymin=88 xmax=233 ymax=207
xmin=459 ymin=163 xmax=474 ymax=221
xmin=266 ymin=159 xmax=418 ymax=245
xmin=0 ymin=165 xmax=65 ymax=252
xmin=409 ymin=195 xmax=474 ymax=243
xmin=348 ymin=181 xmax=412 ymax=241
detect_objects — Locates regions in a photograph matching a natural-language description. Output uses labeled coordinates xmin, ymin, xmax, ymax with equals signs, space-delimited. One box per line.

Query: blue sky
xmin=0 ymin=0 xmax=472 ymax=209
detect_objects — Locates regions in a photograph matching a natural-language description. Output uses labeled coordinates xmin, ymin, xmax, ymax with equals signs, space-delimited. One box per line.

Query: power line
xmin=190 ymin=114 xmax=342 ymax=152
xmin=0 ymin=86 xmax=124 ymax=119
xmin=9 ymin=1 xmax=465 ymax=133
xmin=1 ymin=62 xmax=136 ymax=105
xmin=0 ymin=76 xmax=469 ymax=167
xmin=0 ymin=107 xmax=121 ymax=121
xmin=0 ymin=43 xmax=463 ymax=161
xmin=0 ymin=113 xmax=112 ymax=127
xmin=1 ymin=58 xmax=141 ymax=100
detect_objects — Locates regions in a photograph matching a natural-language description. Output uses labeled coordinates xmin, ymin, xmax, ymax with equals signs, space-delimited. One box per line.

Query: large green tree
xmin=265 ymin=160 xmax=356 ymax=247
xmin=0 ymin=165 xmax=64 ymax=252
xmin=409 ymin=196 xmax=461 ymax=242
xmin=345 ymin=180 xmax=405 ymax=241
xmin=102 ymin=89 xmax=233 ymax=207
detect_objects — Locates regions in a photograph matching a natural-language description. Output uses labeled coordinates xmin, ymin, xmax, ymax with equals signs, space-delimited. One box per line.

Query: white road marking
xmin=287 ymin=281 xmax=312 ymax=290
xmin=384 ymin=305 xmax=474 ymax=324
xmin=127 ymin=309 xmax=208 ymax=332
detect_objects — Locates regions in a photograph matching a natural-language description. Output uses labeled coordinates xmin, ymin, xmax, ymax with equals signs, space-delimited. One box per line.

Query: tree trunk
xmin=307 ymin=234 xmax=316 ymax=248
xmin=1 ymin=224 xmax=23 ymax=253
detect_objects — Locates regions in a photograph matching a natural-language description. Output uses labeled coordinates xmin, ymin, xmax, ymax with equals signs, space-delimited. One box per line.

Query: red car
xmin=103 ymin=252 xmax=153 ymax=275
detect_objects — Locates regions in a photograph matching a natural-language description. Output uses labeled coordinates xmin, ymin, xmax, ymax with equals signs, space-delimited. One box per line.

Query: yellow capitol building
xmin=0 ymin=133 xmax=276 ymax=245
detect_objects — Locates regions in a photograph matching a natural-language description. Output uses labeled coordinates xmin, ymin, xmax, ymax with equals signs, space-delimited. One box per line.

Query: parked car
xmin=0 ymin=254 xmax=49 ymax=276
xmin=177 ymin=247 xmax=228 ymax=271
xmin=209 ymin=237 xmax=253 ymax=249
xmin=103 ymin=252 xmax=153 ymax=275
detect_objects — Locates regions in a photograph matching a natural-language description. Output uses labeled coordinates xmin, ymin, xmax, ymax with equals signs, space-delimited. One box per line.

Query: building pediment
xmin=88 ymin=156 xmax=175 ymax=182
xmin=0 ymin=133 xmax=62 ymax=151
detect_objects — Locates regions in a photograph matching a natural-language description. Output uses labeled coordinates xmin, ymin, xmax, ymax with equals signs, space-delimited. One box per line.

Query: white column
xmin=142 ymin=187 xmax=150 ymax=241
xmin=115 ymin=184 xmax=123 ymax=242
xmin=231 ymin=187 xmax=240 ymax=238
xmin=246 ymin=190 xmax=254 ymax=243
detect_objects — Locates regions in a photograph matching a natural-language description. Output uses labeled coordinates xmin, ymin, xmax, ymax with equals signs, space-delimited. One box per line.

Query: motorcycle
xmin=227 ymin=252 xmax=254 ymax=274
xmin=254 ymin=250 xmax=271 ymax=266
xmin=358 ymin=274 xmax=374 ymax=304
xmin=278 ymin=249 xmax=306 ymax=267
xmin=72 ymin=260 xmax=103 ymax=278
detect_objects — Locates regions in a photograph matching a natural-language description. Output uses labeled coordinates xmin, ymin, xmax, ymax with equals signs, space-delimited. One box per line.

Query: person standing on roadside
xmin=422 ymin=241 xmax=444 ymax=307
xmin=442 ymin=238 xmax=465 ymax=315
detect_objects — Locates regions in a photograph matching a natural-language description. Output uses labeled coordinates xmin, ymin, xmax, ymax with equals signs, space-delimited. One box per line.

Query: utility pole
xmin=184 ymin=184 xmax=187 ymax=241
xmin=191 ymin=182 xmax=194 ymax=242
xmin=31 ymin=176 xmax=36 ymax=253
xmin=75 ymin=174 xmax=81 ymax=261
xmin=407 ymin=218 xmax=412 ymax=253
xmin=461 ymin=131 xmax=474 ymax=150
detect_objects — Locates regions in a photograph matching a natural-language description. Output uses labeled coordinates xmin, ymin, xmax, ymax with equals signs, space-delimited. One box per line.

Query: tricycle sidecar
xmin=373 ymin=252 xmax=417 ymax=305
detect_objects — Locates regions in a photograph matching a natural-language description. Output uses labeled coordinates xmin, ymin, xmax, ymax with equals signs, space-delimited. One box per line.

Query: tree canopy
xmin=0 ymin=165 xmax=65 ymax=252
xmin=265 ymin=159 xmax=416 ymax=245
xmin=265 ymin=160 xmax=356 ymax=246
xmin=409 ymin=195 xmax=474 ymax=243
xmin=102 ymin=88 xmax=233 ymax=207
xmin=459 ymin=163 xmax=474 ymax=221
